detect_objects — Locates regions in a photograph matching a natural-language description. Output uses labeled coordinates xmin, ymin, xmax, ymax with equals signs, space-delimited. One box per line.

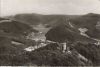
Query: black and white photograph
xmin=0 ymin=0 xmax=100 ymax=66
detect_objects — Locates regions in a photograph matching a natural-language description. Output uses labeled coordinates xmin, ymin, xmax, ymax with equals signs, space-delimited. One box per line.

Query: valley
xmin=0 ymin=13 xmax=100 ymax=66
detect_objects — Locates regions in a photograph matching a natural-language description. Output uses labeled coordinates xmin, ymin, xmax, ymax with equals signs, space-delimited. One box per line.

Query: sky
xmin=0 ymin=0 xmax=100 ymax=16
